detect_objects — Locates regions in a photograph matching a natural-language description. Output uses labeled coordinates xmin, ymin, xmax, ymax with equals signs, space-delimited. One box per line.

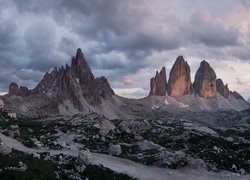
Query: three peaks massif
xmin=3 ymin=48 xmax=249 ymax=118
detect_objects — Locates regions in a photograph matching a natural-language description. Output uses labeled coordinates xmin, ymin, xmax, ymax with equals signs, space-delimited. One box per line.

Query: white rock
xmin=108 ymin=144 xmax=122 ymax=156
xmin=137 ymin=140 xmax=160 ymax=151
xmin=77 ymin=150 xmax=91 ymax=165
xmin=232 ymin=164 xmax=237 ymax=171
xmin=18 ymin=161 xmax=28 ymax=171
xmin=32 ymin=152 xmax=40 ymax=159
xmin=0 ymin=142 xmax=12 ymax=155
xmin=239 ymin=168 xmax=246 ymax=175
xmin=74 ymin=150 xmax=91 ymax=173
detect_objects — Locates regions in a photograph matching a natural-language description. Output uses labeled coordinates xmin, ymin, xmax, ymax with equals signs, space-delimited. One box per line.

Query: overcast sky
xmin=0 ymin=0 xmax=250 ymax=99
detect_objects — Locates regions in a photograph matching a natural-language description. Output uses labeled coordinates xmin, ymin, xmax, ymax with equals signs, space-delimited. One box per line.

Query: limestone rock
xmin=193 ymin=60 xmax=217 ymax=97
xmin=8 ymin=83 xmax=30 ymax=97
xmin=230 ymin=91 xmax=245 ymax=100
xmin=96 ymin=76 xmax=115 ymax=99
xmin=108 ymin=144 xmax=122 ymax=156
xmin=32 ymin=48 xmax=115 ymax=110
xmin=216 ymin=78 xmax=229 ymax=98
xmin=168 ymin=56 xmax=192 ymax=96
xmin=9 ymin=83 xmax=19 ymax=96
xmin=0 ymin=142 xmax=12 ymax=155
xmin=149 ymin=67 xmax=167 ymax=96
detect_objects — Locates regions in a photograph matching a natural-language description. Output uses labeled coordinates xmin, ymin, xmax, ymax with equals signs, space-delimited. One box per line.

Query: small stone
xmin=32 ymin=152 xmax=40 ymax=159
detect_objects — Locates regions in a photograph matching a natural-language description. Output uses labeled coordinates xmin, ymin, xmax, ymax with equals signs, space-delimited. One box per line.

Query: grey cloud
xmin=0 ymin=0 xmax=249 ymax=98
xmin=183 ymin=12 xmax=240 ymax=47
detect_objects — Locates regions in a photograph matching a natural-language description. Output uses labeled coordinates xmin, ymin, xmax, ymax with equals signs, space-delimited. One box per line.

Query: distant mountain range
xmin=1 ymin=48 xmax=249 ymax=118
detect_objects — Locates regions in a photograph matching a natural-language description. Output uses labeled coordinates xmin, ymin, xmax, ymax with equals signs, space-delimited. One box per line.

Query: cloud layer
xmin=0 ymin=0 xmax=250 ymax=99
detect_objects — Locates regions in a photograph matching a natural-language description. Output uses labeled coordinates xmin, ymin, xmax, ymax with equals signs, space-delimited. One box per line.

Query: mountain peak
xmin=216 ymin=78 xmax=229 ymax=98
xmin=149 ymin=66 xmax=167 ymax=96
xmin=193 ymin=60 xmax=217 ymax=97
xmin=168 ymin=56 xmax=192 ymax=96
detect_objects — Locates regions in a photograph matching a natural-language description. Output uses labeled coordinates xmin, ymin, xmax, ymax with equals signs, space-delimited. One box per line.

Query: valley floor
xmin=0 ymin=132 xmax=249 ymax=180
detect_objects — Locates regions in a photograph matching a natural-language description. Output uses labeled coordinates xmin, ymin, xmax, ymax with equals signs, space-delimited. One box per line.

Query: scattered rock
xmin=137 ymin=140 xmax=161 ymax=151
xmin=0 ymin=142 xmax=12 ymax=155
xmin=74 ymin=150 xmax=91 ymax=173
xmin=18 ymin=161 xmax=28 ymax=171
xmin=108 ymin=144 xmax=122 ymax=156
xmin=32 ymin=152 xmax=40 ymax=159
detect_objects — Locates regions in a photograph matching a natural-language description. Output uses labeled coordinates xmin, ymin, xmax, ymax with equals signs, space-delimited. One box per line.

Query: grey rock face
xmin=216 ymin=78 xmax=229 ymax=98
xmin=0 ymin=142 xmax=12 ymax=155
xmin=9 ymin=83 xmax=30 ymax=97
xmin=96 ymin=76 xmax=115 ymax=99
xmin=108 ymin=144 xmax=122 ymax=156
xmin=193 ymin=60 xmax=217 ymax=97
xmin=230 ymin=91 xmax=245 ymax=100
xmin=168 ymin=56 xmax=192 ymax=96
xmin=149 ymin=67 xmax=167 ymax=96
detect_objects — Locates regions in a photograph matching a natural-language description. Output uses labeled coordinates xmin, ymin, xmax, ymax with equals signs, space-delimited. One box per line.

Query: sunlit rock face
xmin=149 ymin=67 xmax=167 ymax=96
xmin=168 ymin=56 xmax=192 ymax=97
xmin=193 ymin=60 xmax=217 ymax=98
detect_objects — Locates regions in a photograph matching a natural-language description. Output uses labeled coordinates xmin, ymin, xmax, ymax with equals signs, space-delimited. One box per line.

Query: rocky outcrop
xmin=7 ymin=48 xmax=115 ymax=114
xmin=96 ymin=76 xmax=115 ymax=99
xmin=168 ymin=56 xmax=192 ymax=96
xmin=9 ymin=83 xmax=19 ymax=96
xmin=216 ymin=78 xmax=229 ymax=98
xmin=230 ymin=91 xmax=245 ymax=100
xmin=193 ymin=61 xmax=217 ymax=97
xmin=149 ymin=67 xmax=167 ymax=96
xmin=31 ymin=48 xmax=115 ymax=108
xmin=9 ymin=83 xmax=30 ymax=97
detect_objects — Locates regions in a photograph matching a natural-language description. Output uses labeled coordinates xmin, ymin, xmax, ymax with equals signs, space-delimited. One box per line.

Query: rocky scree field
xmin=0 ymin=110 xmax=250 ymax=179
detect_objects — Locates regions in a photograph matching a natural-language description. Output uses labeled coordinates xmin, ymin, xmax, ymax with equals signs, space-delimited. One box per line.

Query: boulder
xmin=0 ymin=142 xmax=12 ymax=155
xmin=74 ymin=150 xmax=91 ymax=173
xmin=108 ymin=144 xmax=122 ymax=156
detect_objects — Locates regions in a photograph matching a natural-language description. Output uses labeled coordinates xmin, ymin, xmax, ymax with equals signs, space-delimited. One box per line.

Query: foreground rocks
xmin=108 ymin=144 xmax=122 ymax=156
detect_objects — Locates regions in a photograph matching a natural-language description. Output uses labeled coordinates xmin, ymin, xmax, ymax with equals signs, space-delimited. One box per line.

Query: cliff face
xmin=193 ymin=60 xmax=217 ymax=97
xmin=9 ymin=83 xmax=30 ymax=97
xmin=168 ymin=56 xmax=192 ymax=96
xmin=7 ymin=48 xmax=115 ymax=113
xmin=32 ymin=48 xmax=108 ymax=106
xmin=149 ymin=67 xmax=167 ymax=96
xmin=216 ymin=78 xmax=229 ymax=98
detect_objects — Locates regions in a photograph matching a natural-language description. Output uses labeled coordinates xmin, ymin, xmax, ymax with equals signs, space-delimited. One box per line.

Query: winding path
xmin=0 ymin=133 xmax=249 ymax=180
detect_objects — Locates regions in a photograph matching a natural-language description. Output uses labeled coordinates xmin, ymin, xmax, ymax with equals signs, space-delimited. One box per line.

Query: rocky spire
xmin=71 ymin=48 xmax=94 ymax=81
xmin=96 ymin=76 xmax=115 ymax=99
xmin=168 ymin=56 xmax=192 ymax=96
xmin=149 ymin=67 xmax=167 ymax=96
xmin=216 ymin=78 xmax=229 ymax=98
xmin=9 ymin=82 xmax=30 ymax=97
xmin=9 ymin=83 xmax=19 ymax=96
xmin=31 ymin=48 xmax=115 ymax=108
xmin=193 ymin=60 xmax=217 ymax=97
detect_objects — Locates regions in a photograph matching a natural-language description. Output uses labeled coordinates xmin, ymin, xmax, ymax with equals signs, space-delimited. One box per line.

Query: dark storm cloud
xmin=184 ymin=12 xmax=240 ymax=47
xmin=0 ymin=0 xmax=249 ymax=97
